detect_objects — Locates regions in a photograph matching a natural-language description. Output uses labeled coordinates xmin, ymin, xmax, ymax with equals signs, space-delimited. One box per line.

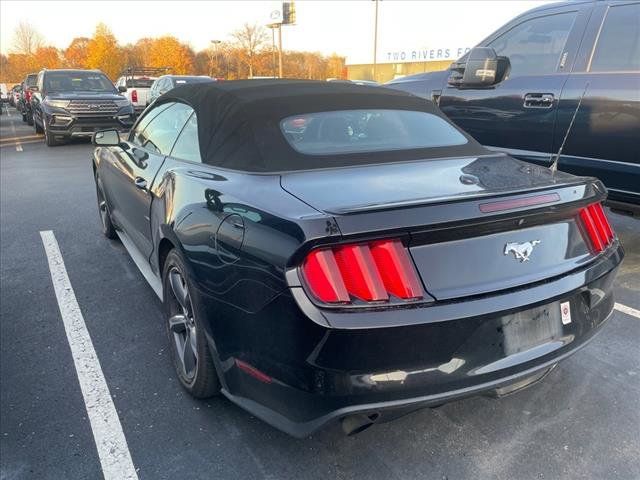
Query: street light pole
xmin=267 ymin=24 xmax=277 ymax=78
xmin=278 ymin=24 xmax=283 ymax=78
xmin=210 ymin=39 xmax=221 ymax=78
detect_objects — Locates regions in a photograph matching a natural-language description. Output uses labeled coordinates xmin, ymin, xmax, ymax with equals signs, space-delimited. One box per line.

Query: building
xmin=347 ymin=45 xmax=471 ymax=84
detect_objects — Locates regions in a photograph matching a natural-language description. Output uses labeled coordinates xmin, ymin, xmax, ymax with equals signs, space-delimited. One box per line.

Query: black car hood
xmin=280 ymin=154 xmax=582 ymax=215
xmin=44 ymin=91 xmax=122 ymax=101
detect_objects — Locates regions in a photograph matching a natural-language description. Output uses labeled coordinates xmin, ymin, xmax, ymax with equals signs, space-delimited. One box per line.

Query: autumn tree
xmin=146 ymin=36 xmax=195 ymax=74
xmin=326 ymin=54 xmax=346 ymax=79
xmin=64 ymin=37 xmax=90 ymax=68
xmin=11 ymin=22 xmax=44 ymax=55
xmin=85 ymin=23 xmax=123 ymax=79
xmin=33 ymin=47 xmax=61 ymax=70
xmin=232 ymin=23 xmax=268 ymax=78
xmin=193 ymin=51 xmax=210 ymax=76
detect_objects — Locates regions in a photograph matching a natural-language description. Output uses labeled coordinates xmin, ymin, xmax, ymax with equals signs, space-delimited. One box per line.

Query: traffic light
xmin=283 ymin=2 xmax=296 ymax=24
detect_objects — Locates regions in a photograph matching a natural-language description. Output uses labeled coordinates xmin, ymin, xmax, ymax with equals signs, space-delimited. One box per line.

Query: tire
xmin=26 ymin=113 xmax=33 ymax=126
xmin=44 ymin=119 xmax=61 ymax=147
xmin=34 ymin=118 xmax=43 ymax=134
xmin=163 ymin=249 xmax=220 ymax=398
xmin=95 ymin=175 xmax=118 ymax=239
xmin=21 ymin=112 xmax=27 ymax=122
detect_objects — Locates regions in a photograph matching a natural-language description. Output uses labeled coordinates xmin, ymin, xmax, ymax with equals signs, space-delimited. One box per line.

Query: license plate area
xmin=500 ymin=303 xmax=563 ymax=355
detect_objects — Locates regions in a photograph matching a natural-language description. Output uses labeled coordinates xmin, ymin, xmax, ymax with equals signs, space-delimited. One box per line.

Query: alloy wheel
xmin=167 ymin=267 xmax=198 ymax=381
xmin=97 ymin=185 xmax=109 ymax=230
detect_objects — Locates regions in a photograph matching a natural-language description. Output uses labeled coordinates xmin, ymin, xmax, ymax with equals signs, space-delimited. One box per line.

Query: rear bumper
xmin=201 ymin=244 xmax=622 ymax=437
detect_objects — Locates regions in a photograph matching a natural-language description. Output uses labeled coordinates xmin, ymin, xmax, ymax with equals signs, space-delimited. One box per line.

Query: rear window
xmin=174 ymin=77 xmax=213 ymax=85
xmin=126 ymin=78 xmax=155 ymax=88
xmin=25 ymin=75 xmax=38 ymax=87
xmin=280 ymin=109 xmax=467 ymax=155
xmin=45 ymin=72 xmax=115 ymax=93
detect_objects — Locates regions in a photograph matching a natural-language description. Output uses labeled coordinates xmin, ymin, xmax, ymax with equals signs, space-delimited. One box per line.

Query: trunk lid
xmin=280 ymin=154 xmax=580 ymax=216
xmin=281 ymin=154 xmax=604 ymax=301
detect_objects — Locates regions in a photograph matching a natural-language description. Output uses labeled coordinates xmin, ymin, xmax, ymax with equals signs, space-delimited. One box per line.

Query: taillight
xmin=578 ymin=203 xmax=615 ymax=253
xmin=25 ymin=90 xmax=31 ymax=101
xmin=301 ymin=239 xmax=423 ymax=305
xmin=131 ymin=90 xmax=138 ymax=102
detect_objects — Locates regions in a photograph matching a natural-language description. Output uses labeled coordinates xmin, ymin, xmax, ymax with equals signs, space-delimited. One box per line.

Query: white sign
xmin=347 ymin=46 xmax=471 ymax=66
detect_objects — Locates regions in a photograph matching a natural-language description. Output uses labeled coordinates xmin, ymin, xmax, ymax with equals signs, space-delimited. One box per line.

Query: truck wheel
xmin=35 ymin=119 xmax=43 ymax=134
xmin=21 ymin=112 xmax=27 ymax=122
xmin=43 ymin=120 xmax=61 ymax=147
xmin=26 ymin=112 xmax=34 ymax=126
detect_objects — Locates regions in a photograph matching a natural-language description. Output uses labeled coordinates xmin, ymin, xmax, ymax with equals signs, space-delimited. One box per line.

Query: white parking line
xmin=615 ymin=303 xmax=640 ymax=319
xmin=40 ymin=231 xmax=139 ymax=480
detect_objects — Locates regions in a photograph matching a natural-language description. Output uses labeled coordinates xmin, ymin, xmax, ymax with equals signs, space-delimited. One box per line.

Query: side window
xmin=131 ymin=102 xmax=175 ymax=145
xmin=488 ymin=12 xmax=577 ymax=77
xmin=170 ymin=113 xmax=201 ymax=163
xmin=136 ymin=102 xmax=194 ymax=155
xmin=590 ymin=3 xmax=640 ymax=72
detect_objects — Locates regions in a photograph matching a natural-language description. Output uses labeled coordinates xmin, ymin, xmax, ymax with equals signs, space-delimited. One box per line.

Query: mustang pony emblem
xmin=504 ymin=240 xmax=541 ymax=262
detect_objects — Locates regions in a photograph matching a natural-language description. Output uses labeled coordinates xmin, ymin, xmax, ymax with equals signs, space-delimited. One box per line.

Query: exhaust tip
xmin=341 ymin=413 xmax=380 ymax=436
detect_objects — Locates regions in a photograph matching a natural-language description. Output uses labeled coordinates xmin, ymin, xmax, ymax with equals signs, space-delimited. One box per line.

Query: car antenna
xmin=550 ymin=82 xmax=589 ymax=174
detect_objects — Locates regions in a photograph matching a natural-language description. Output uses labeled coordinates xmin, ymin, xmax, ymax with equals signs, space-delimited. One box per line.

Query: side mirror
xmin=29 ymin=85 xmax=39 ymax=92
xmin=448 ymin=47 xmax=508 ymax=88
xmin=93 ymin=129 xmax=122 ymax=146
xmin=118 ymin=85 xmax=127 ymax=93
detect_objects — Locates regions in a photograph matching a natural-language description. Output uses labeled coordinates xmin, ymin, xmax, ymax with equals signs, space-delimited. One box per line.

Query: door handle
xmin=134 ymin=177 xmax=147 ymax=190
xmin=523 ymin=93 xmax=555 ymax=109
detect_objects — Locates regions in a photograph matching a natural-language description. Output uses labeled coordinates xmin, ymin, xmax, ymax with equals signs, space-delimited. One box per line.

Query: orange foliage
xmin=0 ymin=21 xmax=346 ymax=84
xmin=85 ymin=23 xmax=124 ymax=80
xmin=64 ymin=37 xmax=90 ymax=68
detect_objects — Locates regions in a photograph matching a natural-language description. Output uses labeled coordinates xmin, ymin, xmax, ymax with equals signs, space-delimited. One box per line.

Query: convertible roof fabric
xmin=159 ymin=79 xmax=486 ymax=172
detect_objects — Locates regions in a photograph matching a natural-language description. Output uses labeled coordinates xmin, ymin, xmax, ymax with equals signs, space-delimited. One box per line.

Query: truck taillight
xmin=25 ymin=90 xmax=31 ymax=101
xmin=131 ymin=90 xmax=138 ymax=103
xmin=301 ymin=239 xmax=423 ymax=304
xmin=579 ymin=203 xmax=615 ymax=253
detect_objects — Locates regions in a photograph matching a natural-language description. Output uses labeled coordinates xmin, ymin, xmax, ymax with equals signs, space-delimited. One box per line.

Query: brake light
xmin=578 ymin=203 xmax=614 ymax=253
xmin=25 ymin=90 xmax=32 ymax=102
xmin=131 ymin=89 xmax=138 ymax=103
xmin=301 ymin=239 xmax=423 ymax=304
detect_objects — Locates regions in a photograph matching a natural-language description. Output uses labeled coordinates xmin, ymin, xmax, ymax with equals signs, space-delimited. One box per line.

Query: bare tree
xmin=231 ymin=23 xmax=268 ymax=78
xmin=11 ymin=21 xmax=44 ymax=55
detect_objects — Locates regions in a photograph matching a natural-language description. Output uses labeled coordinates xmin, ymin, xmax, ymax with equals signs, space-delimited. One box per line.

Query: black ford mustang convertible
xmin=92 ymin=80 xmax=622 ymax=437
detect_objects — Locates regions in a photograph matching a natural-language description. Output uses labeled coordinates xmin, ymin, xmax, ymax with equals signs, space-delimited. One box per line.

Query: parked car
xmin=328 ymin=78 xmax=379 ymax=86
xmin=18 ymin=73 xmax=38 ymax=125
xmin=386 ymin=0 xmax=640 ymax=216
xmin=147 ymin=75 xmax=215 ymax=105
xmin=30 ymin=69 xmax=135 ymax=146
xmin=115 ymin=67 xmax=168 ymax=115
xmin=92 ymin=80 xmax=622 ymax=437
xmin=0 ymin=84 xmax=9 ymax=103
xmin=10 ymin=85 xmax=21 ymax=107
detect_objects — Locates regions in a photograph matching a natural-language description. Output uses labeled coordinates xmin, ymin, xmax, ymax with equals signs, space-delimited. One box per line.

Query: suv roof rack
xmin=121 ymin=66 xmax=171 ymax=78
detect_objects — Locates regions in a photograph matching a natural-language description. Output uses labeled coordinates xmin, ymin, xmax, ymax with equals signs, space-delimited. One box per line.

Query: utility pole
xmin=373 ymin=0 xmax=379 ymax=81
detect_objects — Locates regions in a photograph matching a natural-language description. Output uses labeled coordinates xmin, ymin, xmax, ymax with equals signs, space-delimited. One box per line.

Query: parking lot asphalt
xmin=1 ymin=104 xmax=639 ymax=480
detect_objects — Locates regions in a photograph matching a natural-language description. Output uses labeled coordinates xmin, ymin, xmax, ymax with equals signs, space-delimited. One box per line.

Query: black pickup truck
xmin=387 ymin=0 xmax=640 ymax=216
xmin=30 ymin=69 xmax=135 ymax=147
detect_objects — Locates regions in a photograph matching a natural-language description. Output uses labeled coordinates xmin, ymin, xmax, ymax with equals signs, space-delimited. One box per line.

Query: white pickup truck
xmin=114 ymin=75 xmax=157 ymax=115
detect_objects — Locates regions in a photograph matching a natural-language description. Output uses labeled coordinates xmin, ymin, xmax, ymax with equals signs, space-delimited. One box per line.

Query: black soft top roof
xmin=158 ymin=79 xmax=485 ymax=172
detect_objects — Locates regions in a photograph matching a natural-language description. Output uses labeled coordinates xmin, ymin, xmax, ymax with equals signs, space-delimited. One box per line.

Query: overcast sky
xmin=0 ymin=1 xmax=549 ymax=63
